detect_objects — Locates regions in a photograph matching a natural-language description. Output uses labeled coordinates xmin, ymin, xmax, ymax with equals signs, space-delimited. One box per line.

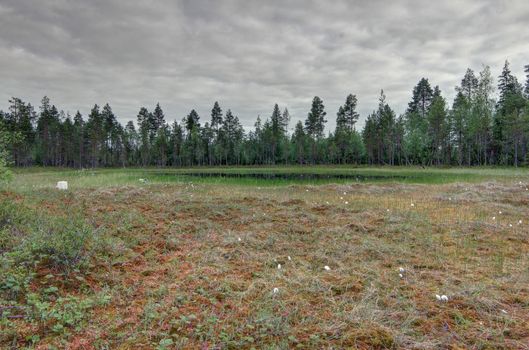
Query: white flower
xmin=399 ymin=273 xmax=403 ymax=278
xmin=326 ymin=201 xmax=330 ymax=205
xmin=509 ymin=224 xmax=513 ymax=227
xmin=441 ymin=295 xmax=449 ymax=302
xmin=345 ymin=201 xmax=349 ymax=205
xmin=273 ymin=287 xmax=279 ymax=294
xmin=237 ymin=237 xmax=242 ymax=242
xmin=324 ymin=265 xmax=331 ymax=271
xmin=399 ymin=267 xmax=405 ymax=273
xmin=518 ymin=220 xmax=522 ymax=225
xmin=411 ymin=203 xmax=415 ymax=207
xmin=435 ymin=294 xmax=441 ymax=301
xmin=306 ymin=189 xmax=309 ymax=192
xmin=340 ymin=197 xmax=343 ymax=200
xmin=386 ymin=209 xmax=390 ymax=212
xmin=499 ymin=211 xmax=502 ymax=214
xmin=343 ymin=192 xmax=347 ymax=195
xmin=277 ymin=264 xmax=281 ymax=269
xmin=501 ymin=309 xmax=507 ymax=314
xmin=492 ymin=216 xmax=496 ymax=220
xmin=287 ymin=256 xmax=291 ymax=261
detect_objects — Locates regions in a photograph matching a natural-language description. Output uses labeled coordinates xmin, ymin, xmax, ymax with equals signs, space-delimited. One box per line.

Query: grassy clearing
xmin=9 ymin=165 xmax=529 ymax=189
xmin=1 ymin=167 xmax=529 ymax=349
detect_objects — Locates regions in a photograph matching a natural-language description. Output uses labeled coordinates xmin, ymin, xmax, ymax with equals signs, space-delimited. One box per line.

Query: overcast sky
xmin=1 ymin=0 xmax=528 ymax=132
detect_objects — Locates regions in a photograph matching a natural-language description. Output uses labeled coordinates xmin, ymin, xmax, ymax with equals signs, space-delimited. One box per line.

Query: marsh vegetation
xmin=1 ymin=167 xmax=528 ymax=348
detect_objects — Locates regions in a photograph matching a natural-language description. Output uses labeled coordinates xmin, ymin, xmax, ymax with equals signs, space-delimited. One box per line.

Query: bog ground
xmin=1 ymin=167 xmax=529 ymax=349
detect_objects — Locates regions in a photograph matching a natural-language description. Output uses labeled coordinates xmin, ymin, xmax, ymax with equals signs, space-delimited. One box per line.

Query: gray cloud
xmin=1 ymin=0 xmax=528 ymax=131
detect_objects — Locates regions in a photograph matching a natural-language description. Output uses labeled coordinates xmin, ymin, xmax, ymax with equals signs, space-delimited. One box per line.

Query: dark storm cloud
xmin=1 ymin=0 xmax=528 ymax=130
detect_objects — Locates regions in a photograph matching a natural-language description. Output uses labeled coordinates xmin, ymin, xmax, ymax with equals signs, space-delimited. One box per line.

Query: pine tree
xmin=61 ymin=114 xmax=75 ymax=166
xmin=495 ymin=60 xmax=523 ymax=164
xmin=457 ymin=68 xmax=479 ymax=100
xmin=292 ymin=120 xmax=306 ymax=164
xmin=333 ymin=93 xmax=361 ymax=163
xmin=221 ymin=110 xmax=244 ymax=165
xmin=304 ymin=96 xmax=327 ymax=163
xmin=281 ymin=108 xmax=290 ymax=134
xmin=405 ymin=80 xmax=432 ymax=165
xmin=305 ymin=96 xmax=327 ymax=139
xmin=407 ymin=78 xmax=433 ymax=118
xmin=152 ymin=103 xmax=165 ymax=131
xmin=211 ymin=101 xmax=223 ymax=132
xmin=427 ymin=88 xmax=448 ymax=165
xmin=524 ymin=64 xmax=529 ymax=98
xmin=362 ymin=112 xmax=378 ymax=164
xmin=269 ymin=103 xmax=284 ymax=163
xmin=154 ymin=122 xmax=170 ymax=166
xmin=335 ymin=106 xmax=347 ymax=131
xmin=185 ymin=109 xmax=200 ymax=132
xmin=472 ymin=65 xmax=494 ymax=165
xmin=497 ymin=60 xmax=518 ymax=115
xmin=343 ymin=94 xmax=359 ymax=131
xmin=36 ymin=97 xmax=62 ymax=166
xmin=170 ymin=121 xmax=183 ymax=166
xmin=0 ymin=116 xmax=17 ymax=180
xmin=451 ymin=91 xmax=470 ymax=165
xmin=334 ymin=106 xmax=349 ymax=163
xmin=123 ymin=120 xmax=138 ymax=166
xmin=101 ymin=103 xmax=118 ymax=166
xmin=85 ymin=104 xmax=103 ymax=167
xmin=271 ymin=104 xmax=282 ymax=135
xmin=73 ymin=111 xmax=85 ymax=167
xmin=5 ymin=97 xmax=35 ymax=166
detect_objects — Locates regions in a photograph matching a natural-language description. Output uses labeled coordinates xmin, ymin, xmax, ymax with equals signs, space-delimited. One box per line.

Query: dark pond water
xmin=161 ymin=172 xmax=410 ymax=181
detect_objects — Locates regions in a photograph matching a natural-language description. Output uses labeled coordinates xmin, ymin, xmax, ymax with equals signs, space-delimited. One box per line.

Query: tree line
xmin=2 ymin=60 xmax=529 ymax=168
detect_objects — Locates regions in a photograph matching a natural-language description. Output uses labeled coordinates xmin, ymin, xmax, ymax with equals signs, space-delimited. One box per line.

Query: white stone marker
xmin=56 ymin=181 xmax=68 ymax=190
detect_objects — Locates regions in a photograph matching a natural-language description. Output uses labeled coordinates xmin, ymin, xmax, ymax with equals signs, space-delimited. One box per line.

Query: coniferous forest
xmin=3 ymin=61 xmax=529 ymax=168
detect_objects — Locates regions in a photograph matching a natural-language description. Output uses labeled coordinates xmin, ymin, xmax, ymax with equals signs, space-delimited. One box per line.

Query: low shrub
xmin=0 ymin=198 xmax=98 ymax=306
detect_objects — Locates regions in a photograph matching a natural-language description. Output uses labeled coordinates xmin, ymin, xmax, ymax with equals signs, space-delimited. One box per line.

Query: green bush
xmin=27 ymin=292 xmax=110 ymax=334
xmin=0 ymin=200 xmax=94 ymax=301
xmin=0 ymin=119 xmax=13 ymax=183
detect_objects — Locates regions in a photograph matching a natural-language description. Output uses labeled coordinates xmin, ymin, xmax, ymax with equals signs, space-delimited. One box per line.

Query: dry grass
xmin=2 ymin=174 xmax=529 ymax=349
